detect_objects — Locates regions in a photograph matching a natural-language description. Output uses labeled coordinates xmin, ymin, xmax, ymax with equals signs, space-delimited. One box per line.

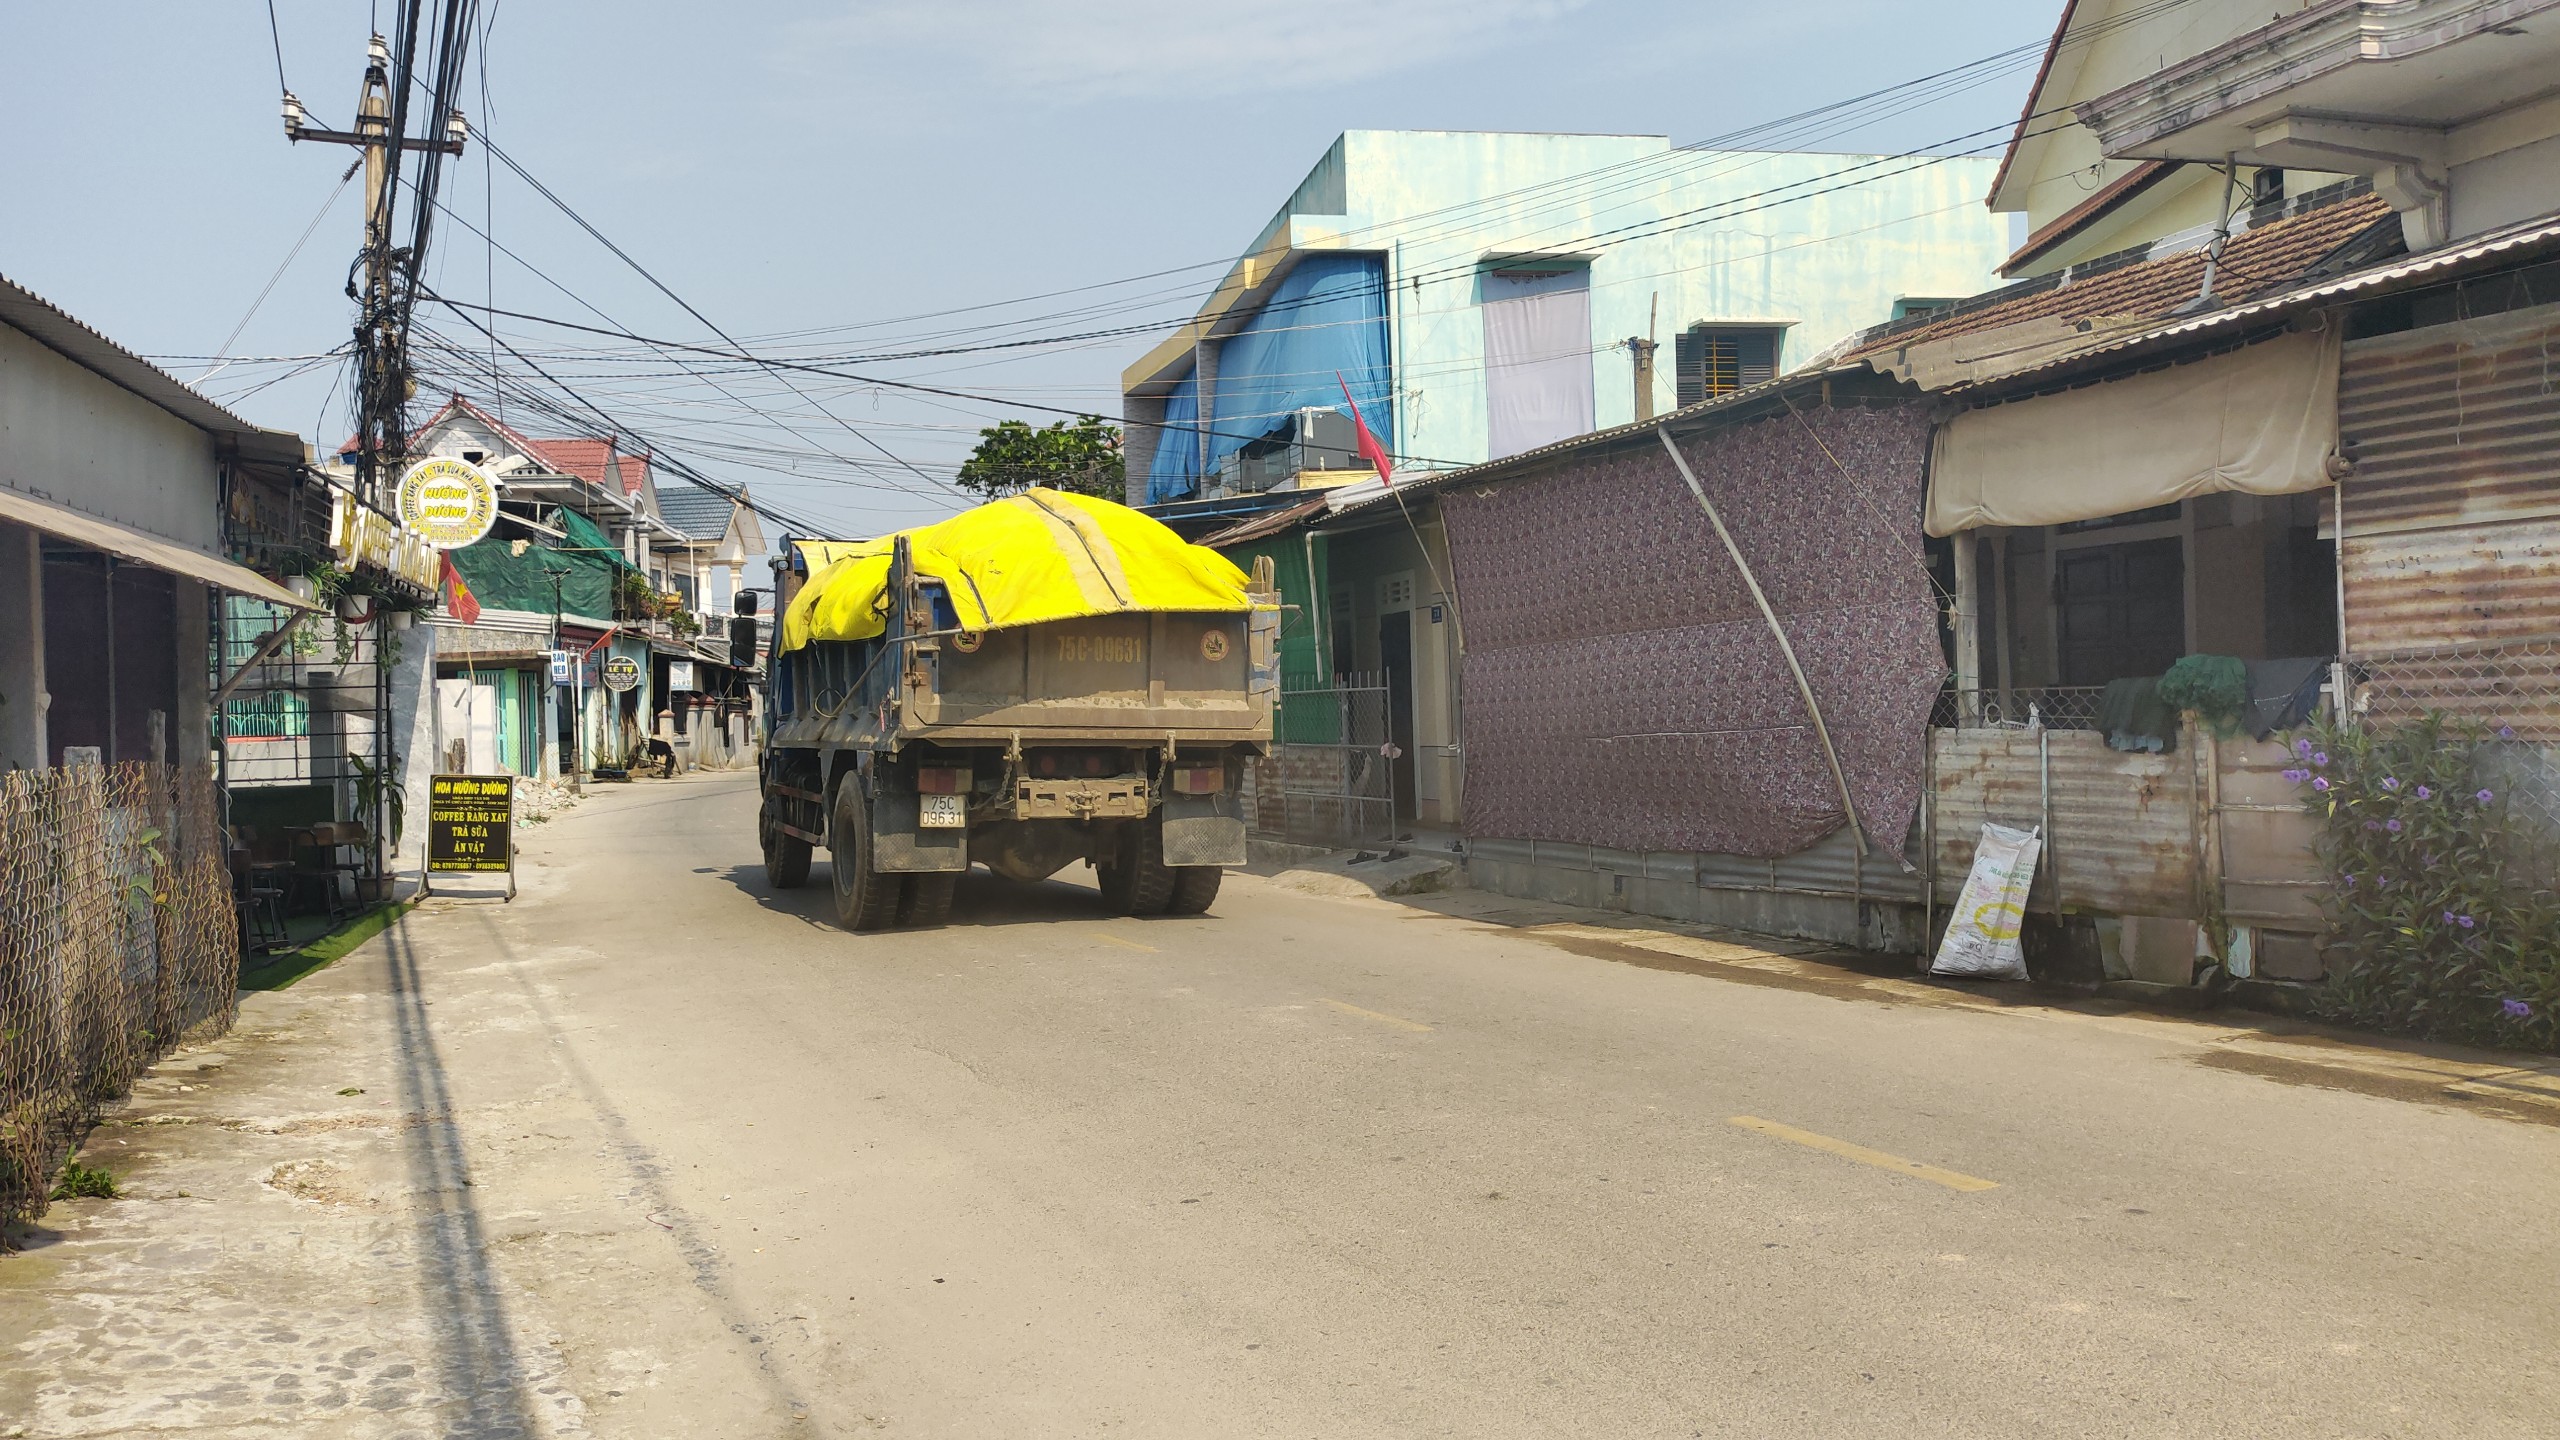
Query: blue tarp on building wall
xmin=1146 ymin=373 xmax=1203 ymax=502
xmin=1146 ymin=252 xmax=1392 ymax=504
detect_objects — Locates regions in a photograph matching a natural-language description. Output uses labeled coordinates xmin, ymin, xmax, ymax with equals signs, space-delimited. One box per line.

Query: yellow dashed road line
xmin=1729 ymin=1115 xmax=1997 ymax=1192
xmin=1322 ymin=998 xmax=1434 ymax=1033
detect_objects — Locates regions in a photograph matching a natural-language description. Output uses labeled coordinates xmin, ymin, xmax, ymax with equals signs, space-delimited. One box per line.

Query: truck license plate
xmin=919 ymin=793 xmax=967 ymax=828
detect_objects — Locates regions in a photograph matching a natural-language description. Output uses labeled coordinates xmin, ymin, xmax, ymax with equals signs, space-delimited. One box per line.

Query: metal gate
xmin=1251 ymin=672 xmax=1395 ymax=848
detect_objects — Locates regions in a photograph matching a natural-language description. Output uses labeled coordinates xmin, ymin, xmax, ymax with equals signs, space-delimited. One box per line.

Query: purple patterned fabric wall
xmin=1439 ymin=404 xmax=1940 ymax=858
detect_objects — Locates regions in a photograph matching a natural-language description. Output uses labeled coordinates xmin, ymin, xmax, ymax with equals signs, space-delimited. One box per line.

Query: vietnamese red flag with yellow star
xmin=440 ymin=552 xmax=481 ymax=625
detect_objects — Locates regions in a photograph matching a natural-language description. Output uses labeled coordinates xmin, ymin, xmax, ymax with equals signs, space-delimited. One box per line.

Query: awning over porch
xmin=1924 ymin=325 xmax=2342 ymax=536
xmin=0 ymin=483 xmax=317 ymax=611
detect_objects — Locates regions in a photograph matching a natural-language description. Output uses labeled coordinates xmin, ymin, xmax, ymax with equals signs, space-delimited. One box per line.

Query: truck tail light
xmin=918 ymin=766 xmax=970 ymax=794
xmin=1171 ymin=764 xmax=1225 ymax=795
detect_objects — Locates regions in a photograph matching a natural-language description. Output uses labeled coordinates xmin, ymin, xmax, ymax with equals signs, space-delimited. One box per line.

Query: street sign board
xmin=602 ymin=655 xmax=642 ymax=692
xmin=548 ymin=649 xmax=572 ymax=684
xmin=424 ymin=773 xmax=516 ymax=899
xmin=667 ymin=660 xmax=694 ymax=691
xmin=394 ymin=457 xmax=500 ymax=550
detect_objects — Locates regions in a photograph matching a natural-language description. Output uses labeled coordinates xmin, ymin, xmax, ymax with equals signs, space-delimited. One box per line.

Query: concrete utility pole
xmin=281 ymin=32 xmax=468 ymax=507
xmin=1629 ymin=293 xmax=1660 ymax=423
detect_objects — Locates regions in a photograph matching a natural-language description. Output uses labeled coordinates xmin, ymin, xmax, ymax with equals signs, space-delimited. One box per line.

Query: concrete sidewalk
xmin=2 ymin=773 xmax=788 ymax=1439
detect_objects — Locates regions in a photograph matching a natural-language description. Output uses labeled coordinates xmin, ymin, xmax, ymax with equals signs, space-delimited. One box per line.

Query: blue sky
xmin=2 ymin=1 xmax=2057 ymax=536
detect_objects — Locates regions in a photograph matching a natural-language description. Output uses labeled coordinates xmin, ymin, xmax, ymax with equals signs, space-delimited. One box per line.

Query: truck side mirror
xmin=729 ymin=613 xmax=760 ymax=668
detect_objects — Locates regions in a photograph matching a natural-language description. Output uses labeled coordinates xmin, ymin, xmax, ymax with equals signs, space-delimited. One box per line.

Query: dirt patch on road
xmin=2193 ymin=1049 xmax=2560 ymax=1129
xmin=262 ymin=1158 xmax=376 ymax=1207
xmin=1525 ymin=925 xmax=2030 ymax=1014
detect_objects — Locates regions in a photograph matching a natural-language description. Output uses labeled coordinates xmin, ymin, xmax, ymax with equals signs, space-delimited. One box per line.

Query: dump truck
xmin=750 ymin=488 xmax=1278 ymax=931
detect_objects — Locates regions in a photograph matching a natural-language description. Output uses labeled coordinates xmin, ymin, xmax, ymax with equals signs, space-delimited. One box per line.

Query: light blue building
xmin=1124 ymin=130 xmax=2009 ymax=504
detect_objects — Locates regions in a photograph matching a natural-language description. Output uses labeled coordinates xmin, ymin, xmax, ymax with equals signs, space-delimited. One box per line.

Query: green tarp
xmin=556 ymin=507 xmax=640 ymax=572
xmin=448 ymin=530 xmax=616 ymax=620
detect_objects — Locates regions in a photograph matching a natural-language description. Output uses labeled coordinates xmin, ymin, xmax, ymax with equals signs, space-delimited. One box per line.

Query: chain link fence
xmin=1930 ymin=685 xmax=2108 ymax=732
xmin=2351 ymin=639 xmax=2560 ymax=845
xmin=1 ymin=763 xmax=239 ymax=1234
xmin=1244 ymin=673 xmax=1396 ymax=849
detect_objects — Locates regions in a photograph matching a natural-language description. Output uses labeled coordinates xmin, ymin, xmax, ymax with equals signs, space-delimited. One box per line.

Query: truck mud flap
xmin=1161 ymin=792 xmax=1246 ymax=868
xmin=870 ymin=788 xmax=970 ymax=873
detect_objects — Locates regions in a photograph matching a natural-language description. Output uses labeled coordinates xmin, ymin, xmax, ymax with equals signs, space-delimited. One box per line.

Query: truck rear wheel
xmin=1163 ymin=866 xmax=1222 ymax=916
xmin=1098 ymin=817 xmax=1176 ymax=916
xmin=901 ymin=871 xmax=959 ymax=928
xmin=830 ymin=781 xmax=903 ymax=932
xmin=761 ymin=800 xmax=811 ymax=890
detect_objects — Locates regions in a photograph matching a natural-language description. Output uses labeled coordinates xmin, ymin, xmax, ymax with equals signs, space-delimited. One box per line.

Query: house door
xmin=436 ymin=678 xmax=501 ymax=774
xmin=2057 ymin=536 xmax=2186 ymax=686
xmin=1378 ymin=610 xmax=1417 ymax=823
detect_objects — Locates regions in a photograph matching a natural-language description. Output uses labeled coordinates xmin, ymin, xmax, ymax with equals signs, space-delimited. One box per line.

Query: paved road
xmin=8 ymin=768 xmax=2559 ymax=1438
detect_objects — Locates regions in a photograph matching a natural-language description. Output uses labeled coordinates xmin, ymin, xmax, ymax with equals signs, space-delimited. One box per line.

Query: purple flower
xmin=2498 ymin=726 xmax=2517 ymax=741
xmin=2444 ymin=910 xmax=2459 ymax=925
xmin=2504 ymin=998 xmax=2533 ymax=1019
xmin=2477 ymin=789 xmax=2496 ymax=803
xmin=2381 ymin=777 xmax=2400 ymax=791
xmin=2313 ymin=777 xmax=2332 ymax=791
xmin=2283 ymin=768 xmax=2309 ymax=783
xmin=2313 ymin=751 xmax=2330 ymax=766
xmin=2295 ymin=737 xmax=2314 ymax=756
xmin=2414 ymin=785 xmax=2432 ymax=800
xmin=2459 ymin=915 xmax=2477 ymax=929
xmin=2386 ymin=818 xmax=2404 ymax=833
xmin=2341 ymin=874 xmax=2358 ymax=888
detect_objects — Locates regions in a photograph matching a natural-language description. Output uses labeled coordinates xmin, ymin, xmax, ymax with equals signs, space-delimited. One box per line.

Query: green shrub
xmin=50 ymin=1156 xmax=119 ymax=1201
xmin=2286 ymin=712 xmax=2560 ymax=1052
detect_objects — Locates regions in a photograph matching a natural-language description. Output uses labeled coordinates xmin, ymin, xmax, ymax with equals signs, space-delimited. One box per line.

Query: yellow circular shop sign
xmin=395 ymin=456 xmax=499 ymax=550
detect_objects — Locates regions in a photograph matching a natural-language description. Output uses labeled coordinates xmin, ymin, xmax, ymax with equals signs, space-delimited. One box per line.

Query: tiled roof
xmin=654 ymin=481 xmax=738 ymax=542
xmin=1843 ymin=187 xmax=2394 ymax=362
xmin=611 ymin=450 xmax=650 ymax=496
xmin=522 ymin=438 xmax=615 ymax=491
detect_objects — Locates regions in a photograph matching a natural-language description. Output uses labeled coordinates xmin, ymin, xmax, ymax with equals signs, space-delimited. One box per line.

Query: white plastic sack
xmin=1931 ymin=822 xmax=2043 ymax=980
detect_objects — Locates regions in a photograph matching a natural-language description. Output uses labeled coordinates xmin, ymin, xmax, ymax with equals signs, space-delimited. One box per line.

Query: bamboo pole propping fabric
xmin=1439 ymin=406 xmax=1940 ymax=859
xmin=1924 ymin=325 xmax=2342 ymax=537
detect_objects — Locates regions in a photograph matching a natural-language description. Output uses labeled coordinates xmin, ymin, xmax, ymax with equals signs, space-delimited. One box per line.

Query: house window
xmin=223 ymin=690 xmax=310 ymax=740
xmin=1674 ymin=325 xmax=1783 ymax=406
xmin=1891 ymin=297 xmax=1959 ymax=321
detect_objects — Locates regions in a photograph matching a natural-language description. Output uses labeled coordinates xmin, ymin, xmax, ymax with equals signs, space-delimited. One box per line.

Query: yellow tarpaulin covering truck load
xmin=750 ymin=488 xmax=1279 ymax=932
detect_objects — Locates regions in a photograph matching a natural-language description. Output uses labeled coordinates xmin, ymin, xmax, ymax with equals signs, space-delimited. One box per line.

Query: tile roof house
xmin=654 ymin=480 xmax=740 ymax=542
xmin=1833 ymin=184 xmax=2398 ymax=384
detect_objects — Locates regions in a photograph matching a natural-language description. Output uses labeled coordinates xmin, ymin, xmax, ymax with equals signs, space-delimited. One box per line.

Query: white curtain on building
xmin=1925 ymin=325 xmax=2342 ymax=535
xmin=1482 ymin=268 xmax=1595 ymax=459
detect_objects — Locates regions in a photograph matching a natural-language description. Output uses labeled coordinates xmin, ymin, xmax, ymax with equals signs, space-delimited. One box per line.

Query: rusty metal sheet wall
xmin=1929 ymin=728 xmax=2199 ymax=918
xmin=2213 ymin=735 xmax=2326 ymax=928
xmin=2339 ymin=300 xmax=2560 ymax=655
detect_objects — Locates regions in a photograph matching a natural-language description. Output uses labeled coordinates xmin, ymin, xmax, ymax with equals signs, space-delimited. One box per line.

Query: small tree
xmin=955 ymin=416 xmax=1124 ymax=504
